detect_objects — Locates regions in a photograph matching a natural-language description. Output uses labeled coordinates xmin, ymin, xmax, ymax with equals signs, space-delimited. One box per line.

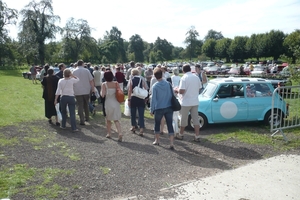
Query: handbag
xmin=169 ymin=84 xmax=181 ymax=111
xmin=115 ymin=82 xmax=125 ymax=103
xmin=132 ymin=77 xmax=148 ymax=99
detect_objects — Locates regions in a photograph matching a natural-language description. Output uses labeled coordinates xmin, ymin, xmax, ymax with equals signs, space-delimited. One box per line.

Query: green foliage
xmin=202 ymin=38 xmax=216 ymax=61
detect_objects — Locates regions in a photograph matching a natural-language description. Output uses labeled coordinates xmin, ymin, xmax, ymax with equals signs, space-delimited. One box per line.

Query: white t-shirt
xmin=178 ymin=72 xmax=201 ymax=106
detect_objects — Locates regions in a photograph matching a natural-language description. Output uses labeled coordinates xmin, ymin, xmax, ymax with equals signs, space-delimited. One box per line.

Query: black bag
xmin=169 ymin=84 xmax=181 ymax=111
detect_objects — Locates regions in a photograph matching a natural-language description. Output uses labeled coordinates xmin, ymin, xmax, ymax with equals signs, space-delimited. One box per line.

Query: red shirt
xmin=115 ymin=71 xmax=125 ymax=83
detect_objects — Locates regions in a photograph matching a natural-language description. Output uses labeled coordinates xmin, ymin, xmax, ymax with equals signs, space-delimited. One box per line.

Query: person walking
xmin=100 ymin=71 xmax=123 ymax=142
xmin=54 ymin=67 xmax=80 ymax=131
xmin=127 ymin=68 xmax=148 ymax=136
xmin=93 ymin=66 xmax=102 ymax=105
xmin=115 ymin=66 xmax=125 ymax=91
xmin=73 ymin=60 xmax=95 ymax=125
xmin=150 ymin=68 xmax=175 ymax=150
xmin=30 ymin=64 xmax=38 ymax=84
xmin=175 ymin=64 xmax=202 ymax=142
xmin=195 ymin=64 xmax=207 ymax=93
xmin=41 ymin=68 xmax=60 ymax=126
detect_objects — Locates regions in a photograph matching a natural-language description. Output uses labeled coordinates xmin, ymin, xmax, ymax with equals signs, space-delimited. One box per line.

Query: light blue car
xmin=188 ymin=77 xmax=289 ymax=129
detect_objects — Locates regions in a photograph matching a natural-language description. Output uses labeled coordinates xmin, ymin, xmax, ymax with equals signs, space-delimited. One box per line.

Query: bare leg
xmin=114 ymin=120 xmax=122 ymax=141
xmin=114 ymin=120 xmax=122 ymax=136
xmin=106 ymin=119 xmax=112 ymax=138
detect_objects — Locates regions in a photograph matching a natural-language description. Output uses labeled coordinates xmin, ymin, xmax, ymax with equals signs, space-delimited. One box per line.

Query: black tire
xmin=187 ymin=113 xmax=208 ymax=130
xmin=264 ymin=109 xmax=283 ymax=127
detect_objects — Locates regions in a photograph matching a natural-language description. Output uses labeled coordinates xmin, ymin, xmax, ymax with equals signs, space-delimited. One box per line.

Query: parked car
xmin=187 ymin=77 xmax=289 ymax=129
xmin=220 ymin=65 xmax=231 ymax=74
xmin=250 ymin=67 xmax=267 ymax=77
xmin=227 ymin=67 xmax=239 ymax=75
xmin=204 ymin=66 xmax=221 ymax=75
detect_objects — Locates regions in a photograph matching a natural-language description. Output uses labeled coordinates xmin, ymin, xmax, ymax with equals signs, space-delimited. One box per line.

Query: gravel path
xmin=1 ymin=113 xmax=297 ymax=200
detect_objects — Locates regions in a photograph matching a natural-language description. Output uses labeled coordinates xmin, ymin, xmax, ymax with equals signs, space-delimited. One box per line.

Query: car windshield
xmin=201 ymin=82 xmax=217 ymax=97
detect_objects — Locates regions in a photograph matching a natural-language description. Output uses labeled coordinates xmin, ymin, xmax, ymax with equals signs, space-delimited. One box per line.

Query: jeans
xmin=154 ymin=107 xmax=174 ymax=135
xmin=60 ymin=96 xmax=77 ymax=130
xmin=130 ymin=106 xmax=145 ymax=128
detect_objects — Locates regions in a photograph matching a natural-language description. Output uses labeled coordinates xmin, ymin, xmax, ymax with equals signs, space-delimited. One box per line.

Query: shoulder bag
xmin=115 ymin=82 xmax=125 ymax=103
xmin=169 ymin=83 xmax=181 ymax=111
xmin=132 ymin=77 xmax=148 ymax=99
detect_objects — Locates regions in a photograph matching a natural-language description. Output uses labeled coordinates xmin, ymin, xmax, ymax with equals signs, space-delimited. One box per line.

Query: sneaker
xmin=72 ymin=129 xmax=79 ymax=132
xmin=194 ymin=135 xmax=201 ymax=142
xmin=60 ymin=126 xmax=66 ymax=130
xmin=175 ymin=133 xmax=184 ymax=140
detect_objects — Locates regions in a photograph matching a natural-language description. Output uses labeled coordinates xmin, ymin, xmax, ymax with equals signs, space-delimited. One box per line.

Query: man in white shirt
xmin=73 ymin=60 xmax=95 ymax=125
xmin=175 ymin=64 xmax=202 ymax=141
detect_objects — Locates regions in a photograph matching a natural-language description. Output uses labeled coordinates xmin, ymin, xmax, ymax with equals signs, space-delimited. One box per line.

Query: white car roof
xmin=210 ymin=77 xmax=271 ymax=84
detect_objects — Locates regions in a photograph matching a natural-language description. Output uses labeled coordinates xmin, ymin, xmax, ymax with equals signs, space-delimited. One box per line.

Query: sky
xmin=4 ymin=0 xmax=300 ymax=48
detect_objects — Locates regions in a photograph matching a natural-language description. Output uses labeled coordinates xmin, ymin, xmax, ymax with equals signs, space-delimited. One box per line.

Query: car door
xmin=246 ymin=83 xmax=273 ymax=120
xmin=211 ymin=83 xmax=248 ymax=122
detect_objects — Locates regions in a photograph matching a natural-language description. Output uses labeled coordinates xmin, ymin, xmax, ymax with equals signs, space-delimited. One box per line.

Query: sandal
xmin=138 ymin=132 xmax=144 ymax=137
xmin=169 ymin=145 xmax=175 ymax=150
xmin=194 ymin=135 xmax=201 ymax=142
xmin=118 ymin=135 xmax=123 ymax=142
xmin=106 ymin=134 xmax=111 ymax=138
xmin=153 ymin=141 xmax=159 ymax=145
xmin=48 ymin=119 xmax=53 ymax=125
xmin=175 ymin=133 xmax=184 ymax=140
xmin=130 ymin=127 xmax=136 ymax=133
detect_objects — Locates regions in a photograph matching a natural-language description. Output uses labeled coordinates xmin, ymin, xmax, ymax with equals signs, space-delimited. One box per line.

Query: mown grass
xmin=0 ymin=70 xmax=45 ymax=127
xmin=0 ymin=164 xmax=74 ymax=199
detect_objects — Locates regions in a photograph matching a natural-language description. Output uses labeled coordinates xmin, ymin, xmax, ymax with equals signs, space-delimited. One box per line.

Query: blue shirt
xmin=150 ymin=79 xmax=172 ymax=113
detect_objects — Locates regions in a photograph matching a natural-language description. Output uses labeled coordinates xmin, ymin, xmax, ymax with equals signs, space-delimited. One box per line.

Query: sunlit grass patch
xmin=99 ymin=166 xmax=111 ymax=175
xmin=0 ymin=164 xmax=74 ymax=199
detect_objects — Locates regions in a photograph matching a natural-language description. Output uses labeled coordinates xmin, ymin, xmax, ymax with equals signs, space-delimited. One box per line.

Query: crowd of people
xmin=39 ymin=60 xmax=208 ymax=149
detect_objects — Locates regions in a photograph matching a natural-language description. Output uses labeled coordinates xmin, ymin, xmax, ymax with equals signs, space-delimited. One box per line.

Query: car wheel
xmin=264 ymin=109 xmax=283 ymax=127
xmin=187 ymin=113 xmax=208 ymax=130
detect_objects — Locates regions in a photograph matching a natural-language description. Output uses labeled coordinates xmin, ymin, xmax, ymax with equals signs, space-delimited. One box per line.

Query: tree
xmin=61 ymin=18 xmax=96 ymax=62
xmin=103 ymin=26 xmax=126 ymax=63
xmin=245 ymin=33 xmax=267 ymax=61
xmin=0 ymin=1 xmax=18 ymax=66
xmin=128 ymin=34 xmax=144 ymax=62
xmin=153 ymin=37 xmax=173 ymax=61
xmin=215 ymin=38 xmax=232 ymax=62
xmin=265 ymin=30 xmax=286 ymax=60
xmin=202 ymin=39 xmax=216 ymax=61
xmin=184 ymin=26 xmax=200 ymax=60
xmin=283 ymin=30 xmax=300 ymax=64
xmin=228 ymin=36 xmax=248 ymax=63
xmin=18 ymin=0 xmax=61 ymax=65
xmin=204 ymin=29 xmax=224 ymax=41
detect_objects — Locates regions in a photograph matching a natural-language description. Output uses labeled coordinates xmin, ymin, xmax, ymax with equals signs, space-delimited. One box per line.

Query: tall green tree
xmin=228 ymin=36 xmax=248 ymax=63
xmin=202 ymin=38 xmax=216 ymax=61
xmin=128 ymin=34 xmax=144 ymax=62
xmin=265 ymin=30 xmax=286 ymax=60
xmin=204 ymin=29 xmax=224 ymax=41
xmin=0 ymin=1 xmax=18 ymax=66
xmin=245 ymin=33 xmax=267 ymax=61
xmin=19 ymin=0 xmax=61 ymax=65
xmin=153 ymin=37 xmax=173 ymax=61
xmin=61 ymin=18 xmax=96 ymax=62
xmin=184 ymin=26 xmax=200 ymax=60
xmin=215 ymin=38 xmax=232 ymax=62
xmin=103 ymin=26 xmax=126 ymax=63
xmin=283 ymin=30 xmax=300 ymax=64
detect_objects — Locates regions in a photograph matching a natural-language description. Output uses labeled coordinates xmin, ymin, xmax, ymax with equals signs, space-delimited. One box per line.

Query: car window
xmin=246 ymin=83 xmax=272 ymax=97
xmin=216 ymin=84 xmax=231 ymax=98
xmin=202 ymin=82 xmax=217 ymax=98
